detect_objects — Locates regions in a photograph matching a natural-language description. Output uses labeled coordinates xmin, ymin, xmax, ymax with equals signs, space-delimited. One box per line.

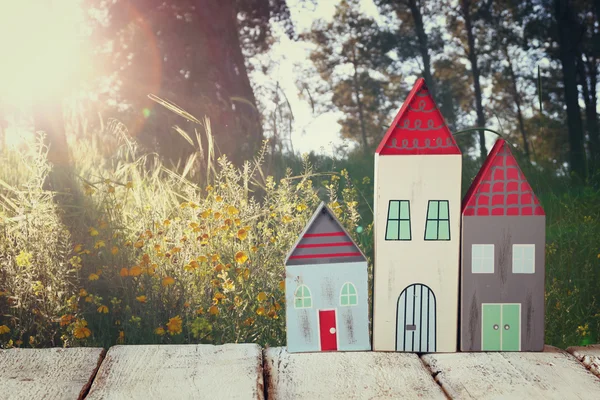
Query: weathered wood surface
xmin=264 ymin=347 xmax=446 ymax=399
xmin=421 ymin=346 xmax=600 ymax=399
xmin=0 ymin=347 xmax=105 ymax=400
xmin=567 ymin=344 xmax=600 ymax=378
xmin=85 ymin=344 xmax=264 ymax=400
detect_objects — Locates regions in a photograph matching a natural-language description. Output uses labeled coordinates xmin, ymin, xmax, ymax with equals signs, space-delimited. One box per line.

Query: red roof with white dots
xmin=462 ymin=139 xmax=545 ymax=216
xmin=376 ymin=78 xmax=461 ymax=155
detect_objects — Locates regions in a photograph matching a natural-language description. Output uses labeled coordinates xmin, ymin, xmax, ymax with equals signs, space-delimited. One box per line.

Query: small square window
xmin=472 ymin=244 xmax=494 ymax=273
xmin=512 ymin=244 xmax=535 ymax=274
xmin=385 ymin=200 xmax=411 ymax=240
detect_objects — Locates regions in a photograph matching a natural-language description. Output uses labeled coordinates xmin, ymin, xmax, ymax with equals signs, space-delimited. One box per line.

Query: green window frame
xmin=294 ymin=285 xmax=312 ymax=309
xmin=340 ymin=282 xmax=358 ymax=306
xmin=512 ymin=244 xmax=535 ymax=274
xmin=424 ymin=200 xmax=450 ymax=241
xmin=385 ymin=200 xmax=411 ymax=240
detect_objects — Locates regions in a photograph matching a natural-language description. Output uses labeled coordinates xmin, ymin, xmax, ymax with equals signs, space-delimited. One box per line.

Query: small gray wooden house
xmin=284 ymin=202 xmax=370 ymax=353
xmin=460 ymin=139 xmax=545 ymax=352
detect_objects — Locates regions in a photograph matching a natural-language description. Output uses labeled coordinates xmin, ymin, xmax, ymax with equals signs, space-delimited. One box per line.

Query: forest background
xmin=0 ymin=0 xmax=598 ymax=349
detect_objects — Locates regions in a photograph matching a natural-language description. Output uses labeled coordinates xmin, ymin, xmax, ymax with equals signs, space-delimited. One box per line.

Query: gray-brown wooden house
xmin=460 ymin=139 xmax=545 ymax=351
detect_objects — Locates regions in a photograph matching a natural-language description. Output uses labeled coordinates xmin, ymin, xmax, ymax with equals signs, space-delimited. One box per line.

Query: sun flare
xmin=0 ymin=0 xmax=87 ymax=107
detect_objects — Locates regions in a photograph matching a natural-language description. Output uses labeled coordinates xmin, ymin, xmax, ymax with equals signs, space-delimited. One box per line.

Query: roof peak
xmin=462 ymin=139 xmax=544 ymax=216
xmin=376 ymin=78 xmax=461 ymax=156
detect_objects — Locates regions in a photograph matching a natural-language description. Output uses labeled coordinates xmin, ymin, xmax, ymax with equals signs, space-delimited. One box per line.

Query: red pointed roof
xmin=376 ymin=78 xmax=460 ymax=155
xmin=462 ymin=139 xmax=545 ymax=216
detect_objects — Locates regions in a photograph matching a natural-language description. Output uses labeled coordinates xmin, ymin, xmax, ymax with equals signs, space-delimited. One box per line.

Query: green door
xmin=482 ymin=304 xmax=520 ymax=351
xmin=501 ymin=304 xmax=520 ymax=351
xmin=482 ymin=304 xmax=501 ymax=350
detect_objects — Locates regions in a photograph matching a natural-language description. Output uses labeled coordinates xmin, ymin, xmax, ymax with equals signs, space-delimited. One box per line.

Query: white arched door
xmin=396 ymin=283 xmax=436 ymax=352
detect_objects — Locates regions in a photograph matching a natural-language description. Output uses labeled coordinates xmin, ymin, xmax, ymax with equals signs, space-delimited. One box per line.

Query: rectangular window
xmin=472 ymin=244 xmax=494 ymax=273
xmin=424 ymin=200 xmax=450 ymax=240
xmin=512 ymin=244 xmax=535 ymax=273
xmin=385 ymin=200 xmax=411 ymax=240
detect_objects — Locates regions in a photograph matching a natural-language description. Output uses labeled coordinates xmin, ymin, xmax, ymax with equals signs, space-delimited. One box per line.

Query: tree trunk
xmin=502 ymin=44 xmax=531 ymax=160
xmin=461 ymin=0 xmax=488 ymax=161
xmin=351 ymin=45 xmax=369 ymax=154
xmin=554 ymin=0 xmax=587 ymax=179
xmin=406 ymin=0 xmax=436 ymax=98
xmin=578 ymin=54 xmax=600 ymax=172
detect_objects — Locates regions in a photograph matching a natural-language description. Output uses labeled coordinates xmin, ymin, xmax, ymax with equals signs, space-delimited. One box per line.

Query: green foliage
xmin=0 ymin=126 xmax=363 ymax=349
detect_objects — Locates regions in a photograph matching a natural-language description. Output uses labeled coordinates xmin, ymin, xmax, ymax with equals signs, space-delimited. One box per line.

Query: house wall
xmin=461 ymin=216 xmax=546 ymax=351
xmin=373 ymin=154 xmax=461 ymax=352
xmin=285 ymin=261 xmax=370 ymax=353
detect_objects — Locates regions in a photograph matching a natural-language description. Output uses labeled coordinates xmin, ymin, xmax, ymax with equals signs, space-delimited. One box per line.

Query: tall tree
xmin=87 ymin=0 xmax=293 ymax=164
xmin=375 ymin=0 xmax=443 ymax=98
xmin=304 ymin=0 xmax=403 ymax=153
xmin=553 ymin=0 xmax=587 ymax=179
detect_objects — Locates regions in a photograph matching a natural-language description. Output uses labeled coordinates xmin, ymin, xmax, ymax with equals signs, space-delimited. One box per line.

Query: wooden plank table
xmin=0 ymin=347 xmax=105 ymax=400
xmin=85 ymin=344 xmax=264 ymax=400
xmin=264 ymin=347 xmax=446 ymax=399
xmin=421 ymin=346 xmax=600 ymax=399
xmin=567 ymin=344 xmax=600 ymax=378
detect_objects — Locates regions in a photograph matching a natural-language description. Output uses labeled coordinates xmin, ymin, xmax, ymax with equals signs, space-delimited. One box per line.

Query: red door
xmin=319 ymin=310 xmax=337 ymax=351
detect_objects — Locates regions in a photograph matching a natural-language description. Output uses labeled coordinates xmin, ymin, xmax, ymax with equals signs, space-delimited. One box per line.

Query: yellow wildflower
xmin=201 ymin=209 xmax=212 ymax=219
xmin=117 ymin=331 xmax=125 ymax=344
xmin=213 ymin=292 xmax=226 ymax=304
xmin=0 ymin=325 xmax=10 ymax=334
xmin=111 ymin=246 xmax=119 ymax=255
xmin=198 ymin=255 xmax=208 ymax=263
xmin=15 ymin=340 xmax=23 ymax=346
xmin=243 ymin=268 xmax=250 ymax=280
xmin=94 ymin=240 xmax=105 ymax=249
xmin=88 ymin=273 xmax=100 ymax=281
xmin=134 ymin=240 xmax=144 ymax=249
xmin=282 ymin=215 xmax=293 ymax=223
xmin=97 ymin=305 xmax=109 ymax=314
xmin=74 ymin=244 xmax=83 ymax=253
xmin=268 ymin=309 xmax=279 ymax=319
xmin=296 ymin=204 xmax=308 ymax=212
xmin=189 ymin=202 xmax=199 ymax=209
xmin=214 ymin=212 xmax=222 ymax=220
xmin=162 ymin=276 xmax=175 ymax=287
xmin=234 ymin=218 xmax=241 ymax=226
xmin=60 ymin=314 xmax=73 ymax=326
xmin=196 ymin=307 xmax=204 ymax=315
xmin=256 ymin=307 xmax=266 ymax=316
xmin=222 ymin=279 xmax=235 ymax=293
xmin=129 ymin=266 xmax=142 ymax=277
xmin=209 ymin=305 xmax=219 ymax=315
xmin=85 ymin=295 xmax=93 ymax=302
xmin=119 ymin=268 xmax=129 ymax=277
xmin=235 ymin=251 xmax=248 ymax=264
xmin=155 ymin=327 xmax=165 ymax=335
xmin=257 ymin=292 xmax=267 ymax=302
xmin=88 ymin=227 xmax=99 ymax=236
xmin=251 ymin=246 xmax=258 ymax=253
xmin=73 ymin=321 xmax=91 ymax=339
xmin=136 ymin=295 xmax=147 ymax=303
xmin=237 ymin=229 xmax=248 ymax=240
xmin=124 ymin=240 xmax=132 ymax=247
xmin=227 ymin=205 xmax=239 ymax=215
xmin=243 ymin=318 xmax=255 ymax=326
xmin=167 ymin=316 xmax=183 ymax=335
xmin=215 ymin=195 xmax=223 ymax=202
xmin=279 ymin=281 xmax=285 ymax=291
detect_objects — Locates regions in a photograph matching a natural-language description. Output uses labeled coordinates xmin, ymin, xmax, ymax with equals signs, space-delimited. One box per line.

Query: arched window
xmin=340 ymin=282 xmax=358 ymax=306
xmin=294 ymin=285 xmax=312 ymax=309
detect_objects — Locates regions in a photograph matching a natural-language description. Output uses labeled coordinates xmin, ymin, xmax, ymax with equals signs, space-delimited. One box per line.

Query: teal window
xmin=424 ymin=200 xmax=450 ymax=240
xmin=294 ymin=285 xmax=312 ymax=309
xmin=472 ymin=244 xmax=494 ymax=273
xmin=513 ymin=244 xmax=535 ymax=273
xmin=340 ymin=282 xmax=358 ymax=306
xmin=385 ymin=200 xmax=411 ymax=240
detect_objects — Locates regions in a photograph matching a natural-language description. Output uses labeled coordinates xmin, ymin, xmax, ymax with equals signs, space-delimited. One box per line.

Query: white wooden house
xmin=372 ymin=78 xmax=462 ymax=352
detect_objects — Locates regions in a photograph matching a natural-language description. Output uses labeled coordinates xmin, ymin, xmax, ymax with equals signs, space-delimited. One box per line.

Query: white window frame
xmin=472 ymin=244 xmax=494 ymax=273
xmin=512 ymin=244 xmax=535 ymax=274
xmin=339 ymin=282 xmax=358 ymax=307
xmin=294 ymin=285 xmax=312 ymax=309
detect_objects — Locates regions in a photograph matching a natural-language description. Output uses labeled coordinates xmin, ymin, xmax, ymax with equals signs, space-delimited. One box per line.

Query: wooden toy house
xmin=284 ymin=202 xmax=370 ymax=353
xmin=460 ymin=138 xmax=545 ymax=352
xmin=372 ymin=78 xmax=462 ymax=352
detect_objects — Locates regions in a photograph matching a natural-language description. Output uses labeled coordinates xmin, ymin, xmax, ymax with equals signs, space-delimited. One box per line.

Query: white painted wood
xmin=567 ymin=344 xmax=600 ymax=378
xmin=86 ymin=344 xmax=263 ymax=400
xmin=421 ymin=346 xmax=600 ymax=399
xmin=265 ymin=346 xmax=445 ymax=399
xmin=0 ymin=347 xmax=105 ymax=400
xmin=373 ymin=154 xmax=461 ymax=352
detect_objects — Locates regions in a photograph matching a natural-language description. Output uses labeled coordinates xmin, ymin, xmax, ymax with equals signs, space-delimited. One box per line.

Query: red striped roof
xmin=462 ymin=139 xmax=545 ymax=216
xmin=376 ymin=78 xmax=461 ymax=155
xmin=285 ymin=203 xmax=366 ymax=266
